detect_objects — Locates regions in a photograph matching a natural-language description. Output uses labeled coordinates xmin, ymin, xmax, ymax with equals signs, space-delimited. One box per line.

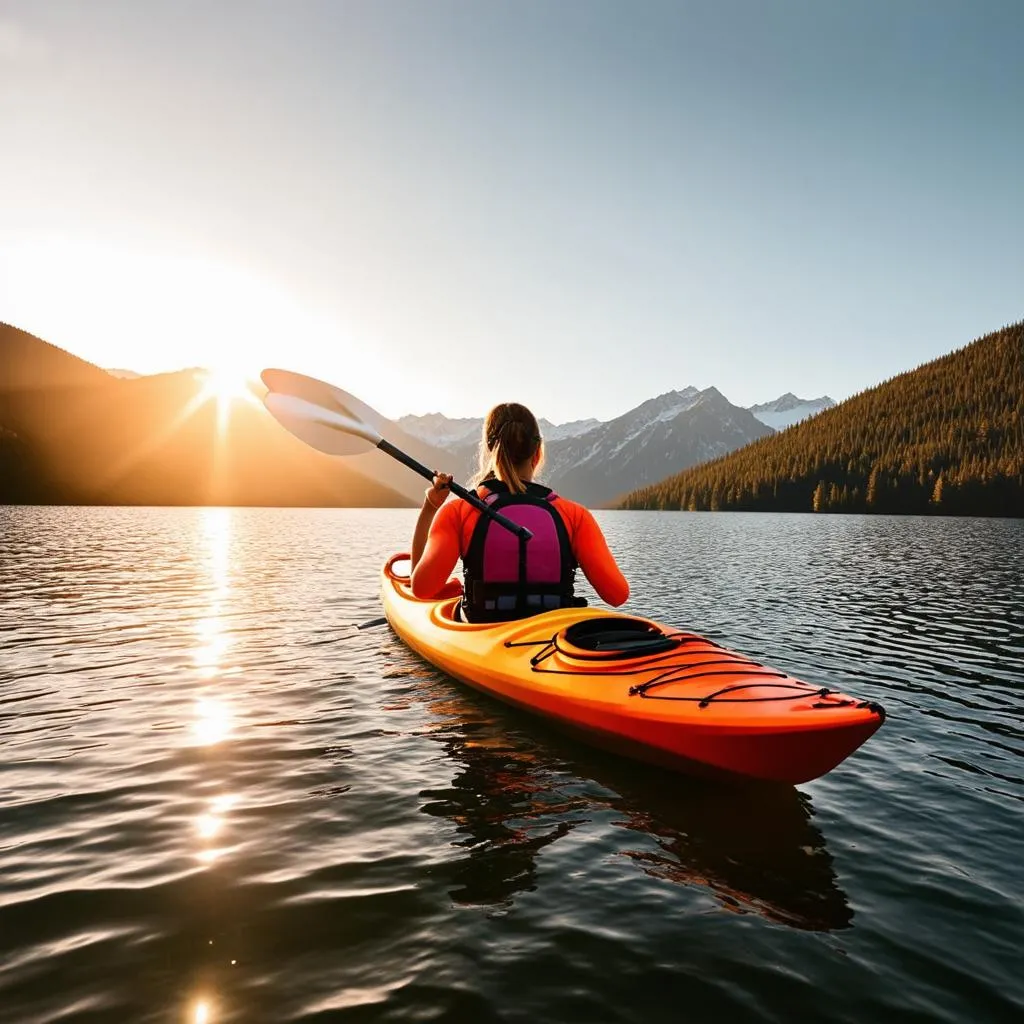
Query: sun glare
xmin=199 ymin=366 xmax=260 ymax=431
xmin=201 ymin=367 xmax=257 ymax=404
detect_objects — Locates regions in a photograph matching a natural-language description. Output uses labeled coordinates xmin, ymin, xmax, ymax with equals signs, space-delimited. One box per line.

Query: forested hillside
xmin=619 ymin=322 xmax=1023 ymax=518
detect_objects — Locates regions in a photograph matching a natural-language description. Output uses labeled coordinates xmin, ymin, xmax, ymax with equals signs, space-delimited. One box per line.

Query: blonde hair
xmin=474 ymin=402 xmax=543 ymax=494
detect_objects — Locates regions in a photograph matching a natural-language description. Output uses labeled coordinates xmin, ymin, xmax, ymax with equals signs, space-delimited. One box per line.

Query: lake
xmin=1 ymin=507 xmax=1021 ymax=1023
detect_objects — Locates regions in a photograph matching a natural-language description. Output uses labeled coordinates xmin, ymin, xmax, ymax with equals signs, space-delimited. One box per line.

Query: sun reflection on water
xmin=195 ymin=814 xmax=220 ymax=840
xmin=194 ymin=793 xmax=239 ymax=866
xmin=188 ymin=511 xmax=237 ymax=745
xmin=192 ymin=698 xmax=233 ymax=745
xmin=194 ymin=619 xmax=230 ymax=680
xmin=195 ymin=795 xmax=236 ymax=840
xmin=193 ymin=509 xmax=232 ymax=679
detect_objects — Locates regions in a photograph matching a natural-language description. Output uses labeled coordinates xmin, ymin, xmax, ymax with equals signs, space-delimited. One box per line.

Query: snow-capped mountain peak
xmin=626 ymin=387 xmax=702 ymax=423
xmin=535 ymin=386 xmax=772 ymax=505
xmin=747 ymin=394 xmax=835 ymax=431
xmin=399 ymin=411 xmax=601 ymax=448
xmin=395 ymin=413 xmax=482 ymax=448
xmin=536 ymin=417 xmax=600 ymax=441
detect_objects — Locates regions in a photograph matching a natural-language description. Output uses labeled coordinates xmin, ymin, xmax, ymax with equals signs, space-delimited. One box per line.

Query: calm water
xmin=1 ymin=507 xmax=1021 ymax=1024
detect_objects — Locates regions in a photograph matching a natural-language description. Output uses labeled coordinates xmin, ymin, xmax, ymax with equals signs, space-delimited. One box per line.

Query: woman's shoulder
xmin=436 ymin=494 xmax=471 ymax=525
xmin=548 ymin=491 xmax=592 ymax=525
xmin=549 ymin=490 xmax=581 ymax=508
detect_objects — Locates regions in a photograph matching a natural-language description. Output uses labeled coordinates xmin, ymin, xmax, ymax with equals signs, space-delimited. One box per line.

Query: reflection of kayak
xmin=381 ymin=554 xmax=885 ymax=785
xmin=604 ymin=761 xmax=853 ymax=929
xmin=420 ymin=685 xmax=854 ymax=928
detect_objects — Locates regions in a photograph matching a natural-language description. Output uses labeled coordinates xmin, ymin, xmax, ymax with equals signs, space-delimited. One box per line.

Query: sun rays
xmin=93 ymin=365 xmax=265 ymax=501
xmin=199 ymin=366 xmax=261 ymax=432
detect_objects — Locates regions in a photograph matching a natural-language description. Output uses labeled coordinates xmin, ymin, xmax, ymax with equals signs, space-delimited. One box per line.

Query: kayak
xmin=380 ymin=554 xmax=885 ymax=785
xmin=256 ymin=371 xmax=884 ymax=786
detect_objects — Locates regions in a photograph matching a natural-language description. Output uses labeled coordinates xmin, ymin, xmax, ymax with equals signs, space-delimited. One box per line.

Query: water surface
xmin=1 ymin=507 xmax=1021 ymax=1023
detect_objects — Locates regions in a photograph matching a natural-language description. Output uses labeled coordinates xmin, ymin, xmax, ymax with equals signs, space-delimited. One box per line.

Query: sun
xmin=201 ymin=366 xmax=256 ymax=403
xmin=199 ymin=366 xmax=260 ymax=430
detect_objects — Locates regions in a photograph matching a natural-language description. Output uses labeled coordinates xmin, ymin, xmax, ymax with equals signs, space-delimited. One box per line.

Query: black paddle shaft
xmin=377 ymin=439 xmax=533 ymax=541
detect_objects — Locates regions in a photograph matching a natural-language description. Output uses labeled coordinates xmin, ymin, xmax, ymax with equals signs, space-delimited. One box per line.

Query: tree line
xmin=619 ymin=322 xmax=1023 ymax=518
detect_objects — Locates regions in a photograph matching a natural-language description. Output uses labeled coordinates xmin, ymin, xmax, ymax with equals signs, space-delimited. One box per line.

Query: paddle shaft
xmin=377 ymin=439 xmax=532 ymax=540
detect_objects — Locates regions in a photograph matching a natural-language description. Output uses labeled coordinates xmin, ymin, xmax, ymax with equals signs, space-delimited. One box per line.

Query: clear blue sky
xmin=1 ymin=1 xmax=1021 ymax=421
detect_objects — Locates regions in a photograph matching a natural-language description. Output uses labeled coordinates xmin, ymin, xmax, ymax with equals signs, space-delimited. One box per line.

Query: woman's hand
xmin=424 ymin=472 xmax=453 ymax=510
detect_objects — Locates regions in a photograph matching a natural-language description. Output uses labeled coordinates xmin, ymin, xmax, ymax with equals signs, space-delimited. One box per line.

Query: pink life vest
xmin=461 ymin=480 xmax=578 ymax=622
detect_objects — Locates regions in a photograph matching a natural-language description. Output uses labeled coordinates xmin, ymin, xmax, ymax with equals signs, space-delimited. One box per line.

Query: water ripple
xmin=0 ymin=506 xmax=1021 ymax=1023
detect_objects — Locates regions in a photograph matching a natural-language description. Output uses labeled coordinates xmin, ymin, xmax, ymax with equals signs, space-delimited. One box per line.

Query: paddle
xmin=260 ymin=369 xmax=533 ymax=541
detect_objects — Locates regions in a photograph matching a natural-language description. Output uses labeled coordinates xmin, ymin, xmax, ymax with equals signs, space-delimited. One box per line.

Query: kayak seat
xmin=562 ymin=618 xmax=682 ymax=659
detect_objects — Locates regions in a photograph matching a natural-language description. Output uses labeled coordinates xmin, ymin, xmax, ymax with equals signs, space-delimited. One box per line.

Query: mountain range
xmin=5 ymin=317 xmax=1016 ymax=516
xmin=0 ymin=320 xmax=837 ymax=508
xmin=399 ymin=389 xmax=833 ymax=506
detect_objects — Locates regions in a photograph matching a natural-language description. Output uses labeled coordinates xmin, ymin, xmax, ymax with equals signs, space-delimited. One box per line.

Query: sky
xmin=0 ymin=0 xmax=1021 ymax=423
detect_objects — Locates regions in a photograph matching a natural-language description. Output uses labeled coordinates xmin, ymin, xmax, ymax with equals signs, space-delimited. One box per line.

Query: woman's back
xmin=413 ymin=481 xmax=629 ymax=609
xmin=409 ymin=400 xmax=629 ymax=617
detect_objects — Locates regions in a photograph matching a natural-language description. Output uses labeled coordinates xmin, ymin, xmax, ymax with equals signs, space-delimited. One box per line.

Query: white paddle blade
xmin=263 ymin=393 xmax=382 ymax=456
xmin=260 ymin=368 xmax=392 ymax=441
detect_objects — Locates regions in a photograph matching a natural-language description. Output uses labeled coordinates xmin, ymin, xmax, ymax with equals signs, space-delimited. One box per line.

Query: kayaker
xmin=410 ymin=402 xmax=629 ymax=622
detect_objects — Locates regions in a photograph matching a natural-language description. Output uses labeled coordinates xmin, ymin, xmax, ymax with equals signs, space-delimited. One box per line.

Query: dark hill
xmin=619 ymin=322 xmax=1024 ymax=518
xmin=0 ymin=322 xmax=413 ymax=507
xmin=1 ymin=322 xmax=113 ymax=389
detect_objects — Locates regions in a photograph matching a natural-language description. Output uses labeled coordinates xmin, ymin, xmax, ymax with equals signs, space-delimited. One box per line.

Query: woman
xmin=410 ymin=401 xmax=629 ymax=622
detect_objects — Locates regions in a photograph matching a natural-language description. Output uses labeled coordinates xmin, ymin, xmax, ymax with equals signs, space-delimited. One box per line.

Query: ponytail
xmin=493 ymin=437 xmax=526 ymax=493
xmin=474 ymin=403 xmax=543 ymax=494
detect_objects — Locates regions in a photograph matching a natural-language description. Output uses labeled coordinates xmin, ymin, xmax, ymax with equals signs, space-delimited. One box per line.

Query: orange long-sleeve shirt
xmin=411 ymin=486 xmax=630 ymax=606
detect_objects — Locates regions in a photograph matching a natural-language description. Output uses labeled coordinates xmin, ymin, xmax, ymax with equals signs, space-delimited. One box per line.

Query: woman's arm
xmin=411 ymin=473 xmax=452 ymax=570
xmin=410 ymin=478 xmax=463 ymax=599
xmin=568 ymin=505 xmax=630 ymax=606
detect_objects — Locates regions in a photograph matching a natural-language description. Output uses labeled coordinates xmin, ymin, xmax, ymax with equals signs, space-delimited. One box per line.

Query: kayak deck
xmin=381 ymin=554 xmax=884 ymax=784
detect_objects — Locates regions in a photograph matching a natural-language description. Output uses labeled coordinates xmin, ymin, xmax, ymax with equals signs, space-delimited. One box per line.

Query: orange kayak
xmin=381 ymin=554 xmax=885 ymax=785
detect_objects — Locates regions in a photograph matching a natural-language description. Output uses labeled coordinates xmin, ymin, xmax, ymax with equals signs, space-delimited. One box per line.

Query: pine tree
xmin=812 ymin=480 xmax=826 ymax=512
